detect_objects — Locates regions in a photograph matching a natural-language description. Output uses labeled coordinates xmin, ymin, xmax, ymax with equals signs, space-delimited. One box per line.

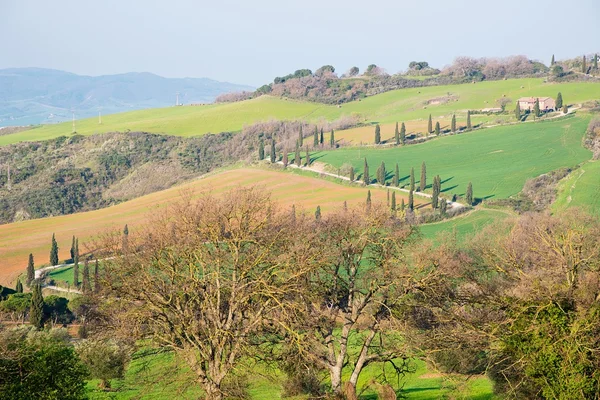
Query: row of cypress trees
xmin=375 ymin=113 xmax=469 ymax=145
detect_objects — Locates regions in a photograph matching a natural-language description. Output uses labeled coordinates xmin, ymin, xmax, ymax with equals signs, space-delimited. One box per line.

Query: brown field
xmin=0 ymin=167 xmax=424 ymax=286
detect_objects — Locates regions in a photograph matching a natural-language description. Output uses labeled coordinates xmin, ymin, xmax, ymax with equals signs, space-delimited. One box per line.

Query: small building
xmin=517 ymin=97 xmax=556 ymax=112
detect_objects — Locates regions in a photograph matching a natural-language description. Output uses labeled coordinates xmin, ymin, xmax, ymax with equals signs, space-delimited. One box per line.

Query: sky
xmin=0 ymin=0 xmax=598 ymax=87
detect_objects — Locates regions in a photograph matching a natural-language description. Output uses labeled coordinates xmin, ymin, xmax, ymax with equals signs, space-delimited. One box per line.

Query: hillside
xmin=4 ymin=78 xmax=599 ymax=146
xmin=0 ymin=68 xmax=253 ymax=126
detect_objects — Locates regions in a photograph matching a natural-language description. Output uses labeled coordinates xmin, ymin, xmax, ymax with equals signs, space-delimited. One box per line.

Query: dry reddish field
xmin=0 ymin=167 xmax=423 ymax=286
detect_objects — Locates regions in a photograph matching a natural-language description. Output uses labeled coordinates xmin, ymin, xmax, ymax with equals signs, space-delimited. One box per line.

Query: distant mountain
xmin=0 ymin=68 xmax=254 ymax=126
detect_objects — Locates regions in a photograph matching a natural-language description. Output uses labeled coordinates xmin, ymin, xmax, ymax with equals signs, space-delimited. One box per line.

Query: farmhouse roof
xmin=518 ymin=97 xmax=552 ymax=103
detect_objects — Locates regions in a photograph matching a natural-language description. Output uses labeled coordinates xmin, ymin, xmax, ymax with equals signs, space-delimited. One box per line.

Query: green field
xmin=314 ymin=116 xmax=592 ymax=200
xmin=3 ymin=78 xmax=599 ymax=145
xmin=420 ymin=209 xmax=512 ymax=242
xmin=553 ymin=160 xmax=600 ymax=215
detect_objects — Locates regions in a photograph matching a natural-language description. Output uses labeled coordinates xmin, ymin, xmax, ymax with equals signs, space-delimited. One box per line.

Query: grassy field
xmin=314 ymin=116 xmax=592 ymax=201
xmin=553 ymin=160 xmax=600 ymax=215
xmin=420 ymin=209 xmax=512 ymax=243
xmin=3 ymin=78 xmax=599 ymax=145
xmin=86 ymin=346 xmax=495 ymax=400
xmin=0 ymin=167 xmax=423 ymax=286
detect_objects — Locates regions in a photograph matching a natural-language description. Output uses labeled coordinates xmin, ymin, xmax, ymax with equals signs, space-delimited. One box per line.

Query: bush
xmin=76 ymin=339 xmax=130 ymax=389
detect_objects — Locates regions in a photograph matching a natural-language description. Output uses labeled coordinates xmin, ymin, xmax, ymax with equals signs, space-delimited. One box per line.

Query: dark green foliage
xmin=551 ymin=54 xmax=555 ymax=66
xmin=391 ymin=191 xmax=396 ymax=211
xmin=15 ymin=280 xmax=23 ymax=293
xmin=258 ymin=139 xmax=265 ymax=160
xmin=330 ymin=130 xmax=335 ymax=147
xmin=451 ymin=114 xmax=456 ymax=133
xmin=400 ymin=122 xmax=406 ymax=144
xmin=394 ymin=122 xmax=400 ymax=145
xmin=29 ymin=283 xmax=44 ymax=330
xmin=305 ymin=146 xmax=310 ymax=166
xmin=0 ymin=292 xmax=28 ymax=318
xmin=408 ymin=189 xmax=414 ymax=211
xmin=298 ymin=125 xmax=303 ymax=147
xmin=73 ymin=239 xmax=79 ymax=288
xmin=295 ymin=141 xmax=301 ymax=167
xmin=439 ymin=197 xmax=447 ymax=214
xmin=393 ymin=163 xmax=399 ymax=187
xmin=563 ymin=104 xmax=568 ymax=114
xmin=400 ymin=198 xmax=405 ymax=211
xmin=94 ymin=259 xmax=100 ymax=294
xmin=466 ymin=182 xmax=473 ymax=205
xmin=582 ymin=55 xmax=587 ymax=73
xmin=313 ymin=127 xmax=319 ymax=147
xmin=44 ymin=295 xmax=73 ymax=325
xmin=70 ymin=235 xmax=76 ymax=260
xmin=420 ymin=162 xmax=426 ymax=192
xmin=314 ymin=206 xmax=321 ymax=221
xmin=466 ymin=111 xmax=472 ymax=130
xmin=410 ymin=167 xmax=415 ymax=191
xmin=123 ymin=224 xmax=128 ymax=235
xmin=77 ymin=339 xmax=130 ymax=390
xmin=82 ymin=259 xmax=91 ymax=294
xmin=556 ymin=92 xmax=563 ymax=110
xmin=270 ymin=139 xmax=276 ymax=163
xmin=515 ymin=101 xmax=521 ymax=121
xmin=434 ymin=121 xmax=440 ymax=136
xmin=431 ymin=175 xmax=441 ymax=209
xmin=376 ymin=161 xmax=386 ymax=185
xmin=0 ymin=327 xmax=89 ymax=400
xmin=319 ymin=128 xmax=324 ymax=145
xmin=366 ymin=190 xmax=372 ymax=211
xmin=363 ymin=158 xmax=370 ymax=185
xmin=282 ymin=149 xmax=288 ymax=168
xmin=533 ymin=98 xmax=540 ymax=117
xmin=374 ymin=124 xmax=381 ymax=144
xmin=50 ymin=234 xmax=59 ymax=266
xmin=594 ymin=54 xmax=598 ymax=70
xmin=349 ymin=166 xmax=354 ymax=182
xmin=428 ymin=114 xmax=432 ymax=134
xmin=26 ymin=253 xmax=34 ymax=286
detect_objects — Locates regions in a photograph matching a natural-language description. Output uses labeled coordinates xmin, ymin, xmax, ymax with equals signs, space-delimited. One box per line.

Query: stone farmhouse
xmin=517 ymin=97 xmax=556 ymax=112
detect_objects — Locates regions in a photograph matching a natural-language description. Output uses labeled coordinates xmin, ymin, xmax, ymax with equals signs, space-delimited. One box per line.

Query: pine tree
xmin=330 ymin=130 xmax=335 ymax=147
xmin=391 ymin=191 xmax=396 ymax=211
xmin=400 ymin=122 xmax=406 ymax=144
xmin=258 ymin=139 xmax=265 ymax=160
xmin=305 ymin=146 xmax=310 ymax=166
xmin=533 ymin=98 xmax=540 ymax=118
xmin=26 ymin=253 xmax=35 ymax=286
xmin=410 ymin=167 xmax=415 ymax=191
xmin=582 ymin=55 xmax=587 ymax=74
xmin=319 ymin=128 xmax=324 ymax=145
xmin=70 ymin=235 xmax=76 ymax=260
xmin=270 ymin=139 xmax=276 ymax=163
xmin=377 ymin=161 xmax=386 ymax=185
xmin=556 ymin=92 xmax=563 ymax=110
xmin=16 ymin=279 xmax=23 ymax=293
xmin=420 ymin=162 xmax=427 ymax=192
xmin=394 ymin=122 xmax=400 ymax=145
xmin=73 ymin=239 xmax=79 ymax=288
xmin=563 ymin=104 xmax=568 ymax=114
xmin=295 ymin=141 xmax=301 ymax=166
xmin=434 ymin=121 xmax=440 ymax=136
xmin=466 ymin=182 xmax=473 ymax=206
xmin=466 ymin=111 xmax=472 ymax=131
xmin=82 ymin=259 xmax=91 ymax=294
xmin=94 ymin=259 xmax=100 ymax=293
xmin=349 ymin=166 xmax=355 ymax=182
xmin=374 ymin=124 xmax=381 ymax=144
xmin=363 ymin=158 xmax=370 ymax=185
xmin=451 ymin=114 xmax=456 ymax=133
xmin=366 ymin=190 xmax=372 ymax=211
xmin=29 ymin=282 xmax=44 ymax=330
xmin=313 ymin=127 xmax=319 ymax=147
xmin=50 ymin=234 xmax=59 ymax=266
xmin=408 ymin=189 xmax=414 ymax=211
xmin=427 ymin=114 xmax=432 ymax=135
xmin=315 ymin=206 xmax=321 ymax=221
xmin=440 ymin=197 xmax=447 ymax=214
xmin=551 ymin=54 xmax=555 ymax=66
xmin=515 ymin=101 xmax=521 ymax=121
xmin=393 ymin=163 xmax=399 ymax=187
xmin=298 ymin=125 xmax=303 ymax=147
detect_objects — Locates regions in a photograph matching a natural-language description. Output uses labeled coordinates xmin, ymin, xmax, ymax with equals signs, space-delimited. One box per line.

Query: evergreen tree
xmin=431 ymin=175 xmax=440 ymax=209
xmin=420 ymin=162 xmax=427 ymax=192
xmin=556 ymin=92 xmax=563 ymax=110
xmin=122 ymin=224 xmax=129 ymax=252
xmin=82 ymin=259 xmax=91 ymax=294
xmin=563 ymin=104 xmax=568 ymax=114
xmin=319 ymin=128 xmax=324 ymax=145
xmin=440 ymin=197 xmax=447 ymax=214
xmin=330 ymin=130 xmax=335 ymax=147
xmin=434 ymin=121 xmax=440 ymax=136
xmin=391 ymin=191 xmax=396 ymax=211
xmin=94 ymin=259 xmax=100 ymax=294
xmin=366 ymin=190 xmax=372 ymax=211
xmin=29 ymin=282 xmax=44 ymax=330
xmin=408 ymin=189 xmax=414 ymax=211
xmin=349 ymin=166 xmax=355 ymax=182
xmin=427 ymin=114 xmax=432 ymax=135
xmin=50 ymin=234 xmax=59 ymax=266
xmin=533 ymin=98 xmax=540 ymax=118
xmin=515 ymin=101 xmax=521 ymax=121
xmin=313 ymin=127 xmax=319 ymax=147
xmin=400 ymin=122 xmax=406 ymax=144
xmin=374 ymin=124 xmax=381 ymax=144
xmin=16 ymin=279 xmax=23 ymax=293
xmin=394 ymin=122 xmax=400 ymax=145
xmin=387 ymin=189 xmax=390 ymax=206
xmin=551 ymin=54 xmax=555 ymax=66
xmin=400 ymin=198 xmax=405 ymax=211
xmin=282 ymin=149 xmax=288 ymax=167
xmin=73 ymin=239 xmax=80 ymax=288
xmin=298 ymin=125 xmax=303 ymax=147
xmin=315 ymin=206 xmax=321 ymax=221
xmin=594 ymin=54 xmax=598 ymax=70
xmin=270 ymin=139 xmax=276 ymax=163
xmin=363 ymin=158 xmax=370 ymax=185
xmin=582 ymin=55 xmax=587 ymax=74
xmin=451 ymin=114 xmax=456 ymax=133
xmin=466 ymin=182 xmax=474 ymax=206
xmin=410 ymin=167 xmax=415 ymax=191
xmin=466 ymin=111 xmax=472 ymax=130
xmin=305 ymin=146 xmax=310 ymax=166
xmin=70 ymin=235 xmax=76 ymax=260
xmin=393 ymin=163 xmax=399 ymax=187
xmin=26 ymin=253 xmax=35 ymax=286
xmin=377 ymin=161 xmax=386 ymax=185
xmin=258 ymin=139 xmax=265 ymax=160
xmin=295 ymin=141 xmax=301 ymax=166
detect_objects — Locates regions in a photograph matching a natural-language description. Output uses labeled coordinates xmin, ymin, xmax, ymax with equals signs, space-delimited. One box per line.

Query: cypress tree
xmin=394 ymin=122 xmax=400 ymax=145
xmin=282 ymin=149 xmax=288 ymax=168
xmin=556 ymin=92 xmax=563 ymax=110
xmin=387 ymin=189 xmax=390 ymax=206
xmin=298 ymin=125 xmax=303 ymax=147
xmin=94 ymin=259 xmax=100 ymax=293
xmin=410 ymin=167 xmax=415 ymax=191
xmin=82 ymin=259 xmax=91 ymax=294
xmin=366 ymin=190 xmax=372 ymax=211
xmin=258 ymin=139 xmax=265 ymax=160
xmin=330 ymin=130 xmax=335 ymax=147
xmin=466 ymin=182 xmax=473 ymax=206
xmin=70 ymin=235 xmax=76 ymax=260
xmin=349 ymin=166 xmax=355 ymax=182
xmin=400 ymin=198 xmax=405 ymax=211
xmin=594 ymin=54 xmax=598 ymax=70
xmin=582 ymin=55 xmax=587 ymax=74
xmin=363 ymin=158 xmax=370 ymax=185
xmin=374 ymin=124 xmax=381 ymax=144
xmin=440 ymin=197 xmax=447 ymax=214
xmin=73 ymin=239 xmax=79 ymax=288
xmin=319 ymin=128 xmax=324 ymax=145
xmin=451 ymin=114 xmax=456 ymax=133
xmin=313 ymin=127 xmax=319 ymax=147
xmin=400 ymin=122 xmax=406 ymax=144
xmin=122 ymin=224 xmax=129 ymax=252
xmin=434 ymin=121 xmax=440 ymax=136
xmin=305 ymin=146 xmax=310 ymax=166
xmin=466 ymin=111 xmax=472 ymax=131
xmin=551 ymin=54 xmax=555 ymax=66
xmin=431 ymin=175 xmax=440 ymax=209
xmin=30 ymin=282 xmax=44 ymax=329
xmin=26 ymin=253 xmax=35 ymax=286
xmin=562 ymin=104 xmax=568 ymax=114
xmin=427 ymin=114 xmax=432 ymax=135
xmin=515 ymin=101 xmax=521 ymax=121
xmin=270 ymin=139 xmax=276 ymax=163
xmin=50 ymin=234 xmax=59 ymax=266
xmin=315 ymin=206 xmax=321 ymax=221
xmin=391 ymin=191 xmax=396 ymax=211
xmin=295 ymin=141 xmax=301 ymax=166
xmin=393 ymin=163 xmax=399 ymax=187
xmin=420 ymin=162 xmax=427 ymax=192
xmin=408 ymin=189 xmax=414 ymax=211
xmin=16 ymin=279 xmax=23 ymax=293
xmin=377 ymin=161 xmax=386 ymax=185
xmin=533 ymin=98 xmax=540 ymax=118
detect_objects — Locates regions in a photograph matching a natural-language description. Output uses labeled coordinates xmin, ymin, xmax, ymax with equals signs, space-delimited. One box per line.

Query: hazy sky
xmin=1 ymin=0 xmax=598 ymax=86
